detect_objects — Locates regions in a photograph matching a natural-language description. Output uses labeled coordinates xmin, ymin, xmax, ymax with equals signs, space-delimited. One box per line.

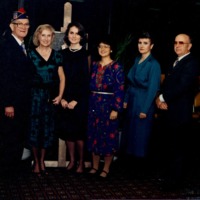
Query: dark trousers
xmin=0 ymin=107 xmax=29 ymax=173
xmin=160 ymin=121 xmax=192 ymax=184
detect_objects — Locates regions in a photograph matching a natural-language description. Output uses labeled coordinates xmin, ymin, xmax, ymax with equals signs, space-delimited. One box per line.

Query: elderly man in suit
xmin=0 ymin=8 xmax=33 ymax=176
xmin=156 ymin=33 xmax=199 ymax=190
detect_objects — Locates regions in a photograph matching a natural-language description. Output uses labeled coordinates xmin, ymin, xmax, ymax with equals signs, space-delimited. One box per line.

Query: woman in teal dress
xmin=28 ymin=24 xmax=65 ymax=176
xmin=123 ymin=31 xmax=161 ymax=177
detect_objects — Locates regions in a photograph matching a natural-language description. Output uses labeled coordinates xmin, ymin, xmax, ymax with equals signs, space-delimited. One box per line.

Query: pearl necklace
xmin=69 ymin=46 xmax=82 ymax=52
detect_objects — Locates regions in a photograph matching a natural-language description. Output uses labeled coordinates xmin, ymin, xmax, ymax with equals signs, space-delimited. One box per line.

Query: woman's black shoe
xmin=41 ymin=169 xmax=48 ymax=176
xmin=66 ymin=162 xmax=76 ymax=172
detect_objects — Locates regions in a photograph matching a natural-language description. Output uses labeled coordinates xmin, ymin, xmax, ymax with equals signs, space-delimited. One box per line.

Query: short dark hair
xmin=138 ymin=31 xmax=154 ymax=44
xmin=64 ymin=22 xmax=87 ymax=46
xmin=96 ymin=34 xmax=114 ymax=50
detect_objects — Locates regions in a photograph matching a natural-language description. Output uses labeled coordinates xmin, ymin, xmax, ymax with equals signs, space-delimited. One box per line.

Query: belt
xmin=91 ymin=91 xmax=114 ymax=95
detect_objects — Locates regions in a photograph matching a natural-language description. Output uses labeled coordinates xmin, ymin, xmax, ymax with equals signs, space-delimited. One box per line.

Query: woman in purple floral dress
xmin=87 ymin=35 xmax=125 ymax=178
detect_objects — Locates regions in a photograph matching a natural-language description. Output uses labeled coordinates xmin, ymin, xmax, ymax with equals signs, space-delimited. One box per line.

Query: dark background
xmin=0 ymin=0 xmax=200 ymax=71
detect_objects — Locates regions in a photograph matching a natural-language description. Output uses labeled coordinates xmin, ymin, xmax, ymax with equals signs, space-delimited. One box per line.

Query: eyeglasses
xmin=98 ymin=45 xmax=110 ymax=49
xmin=174 ymin=41 xmax=190 ymax=45
xmin=12 ymin=23 xmax=30 ymax=28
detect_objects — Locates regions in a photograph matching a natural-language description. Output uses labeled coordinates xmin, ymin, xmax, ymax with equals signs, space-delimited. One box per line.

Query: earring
xmin=110 ymin=50 xmax=113 ymax=53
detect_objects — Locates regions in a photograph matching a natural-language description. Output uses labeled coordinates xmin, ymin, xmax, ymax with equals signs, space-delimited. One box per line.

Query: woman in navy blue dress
xmin=123 ymin=31 xmax=161 ymax=176
xmin=87 ymin=35 xmax=125 ymax=178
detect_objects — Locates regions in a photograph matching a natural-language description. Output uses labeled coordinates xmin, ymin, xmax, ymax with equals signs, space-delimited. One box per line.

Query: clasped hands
xmin=61 ymin=99 xmax=77 ymax=109
xmin=156 ymin=97 xmax=168 ymax=110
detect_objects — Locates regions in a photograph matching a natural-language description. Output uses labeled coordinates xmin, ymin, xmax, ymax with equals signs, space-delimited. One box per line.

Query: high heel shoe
xmin=66 ymin=162 xmax=76 ymax=172
xmin=40 ymin=162 xmax=48 ymax=176
xmin=99 ymin=170 xmax=109 ymax=179
xmin=32 ymin=162 xmax=41 ymax=177
xmin=88 ymin=168 xmax=98 ymax=176
xmin=76 ymin=164 xmax=84 ymax=174
xmin=32 ymin=171 xmax=41 ymax=177
xmin=40 ymin=169 xmax=48 ymax=176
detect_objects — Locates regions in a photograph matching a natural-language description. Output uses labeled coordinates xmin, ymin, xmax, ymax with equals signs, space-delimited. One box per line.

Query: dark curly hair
xmin=96 ymin=34 xmax=115 ymax=50
xmin=64 ymin=22 xmax=87 ymax=46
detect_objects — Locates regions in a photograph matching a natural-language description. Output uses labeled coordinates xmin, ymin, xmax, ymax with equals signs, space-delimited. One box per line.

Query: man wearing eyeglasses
xmin=155 ymin=33 xmax=199 ymax=191
xmin=0 ymin=8 xmax=34 ymax=177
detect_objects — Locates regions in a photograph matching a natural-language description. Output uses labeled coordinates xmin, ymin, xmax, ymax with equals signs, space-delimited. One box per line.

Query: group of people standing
xmin=0 ymin=7 xmax=124 ymax=180
xmin=0 ymin=7 xmax=199 ymax=191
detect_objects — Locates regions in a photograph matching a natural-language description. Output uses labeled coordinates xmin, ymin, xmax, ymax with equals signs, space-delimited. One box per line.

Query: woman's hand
xmin=110 ymin=110 xmax=118 ymax=120
xmin=139 ymin=112 xmax=147 ymax=119
xmin=68 ymin=100 xmax=78 ymax=109
xmin=123 ymin=102 xmax=128 ymax=109
xmin=52 ymin=96 xmax=62 ymax=105
xmin=61 ymin=99 xmax=68 ymax=109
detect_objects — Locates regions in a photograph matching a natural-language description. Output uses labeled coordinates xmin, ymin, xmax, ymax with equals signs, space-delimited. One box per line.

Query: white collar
xmin=178 ymin=52 xmax=190 ymax=61
xmin=11 ymin=33 xmax=24 ymax=46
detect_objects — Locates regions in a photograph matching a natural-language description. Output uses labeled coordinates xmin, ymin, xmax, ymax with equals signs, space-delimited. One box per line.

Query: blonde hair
xmin=32 ymin=24 xmax=55 ymax=46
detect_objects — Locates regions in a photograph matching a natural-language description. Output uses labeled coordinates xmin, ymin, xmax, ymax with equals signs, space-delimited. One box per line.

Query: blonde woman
xmin=28 ymin=24 xmax=65 ymax=176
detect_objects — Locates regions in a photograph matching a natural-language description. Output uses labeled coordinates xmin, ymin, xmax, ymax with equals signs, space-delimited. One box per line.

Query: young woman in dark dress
xmin=58 ymin=22 xmax=90 ymax=173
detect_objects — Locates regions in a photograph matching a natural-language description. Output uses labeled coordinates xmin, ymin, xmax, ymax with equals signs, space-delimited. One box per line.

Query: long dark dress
xmin=57 ymin=47 xmax=90 ymax=141
xmin=87 ymin=61 xmax=125 ymax=156
xmin=28 ymin=49 xmax=62 ymax=148
xmin=123 ymin=54 xmax=161 ymax=157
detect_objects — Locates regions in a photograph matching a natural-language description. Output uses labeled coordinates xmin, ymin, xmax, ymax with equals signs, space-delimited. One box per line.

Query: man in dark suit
xmin=156 ymin=33 xmax=199 ymax=190
xmin=0 ymin=8 xmax=33 ymax=175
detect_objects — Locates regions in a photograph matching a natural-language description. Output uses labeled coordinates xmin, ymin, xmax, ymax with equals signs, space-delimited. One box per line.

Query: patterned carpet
xmin=0 ymin=160 xmax=200 ymax=200
xmin=1 ymin=119 xmax=200 ymax=199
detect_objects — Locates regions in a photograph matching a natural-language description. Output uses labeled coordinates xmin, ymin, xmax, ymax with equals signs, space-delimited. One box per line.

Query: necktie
xmin=173 ymin=58 xmax=179 ymax=67
xmin=21 ymin=42 xmax=27 ymax=55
